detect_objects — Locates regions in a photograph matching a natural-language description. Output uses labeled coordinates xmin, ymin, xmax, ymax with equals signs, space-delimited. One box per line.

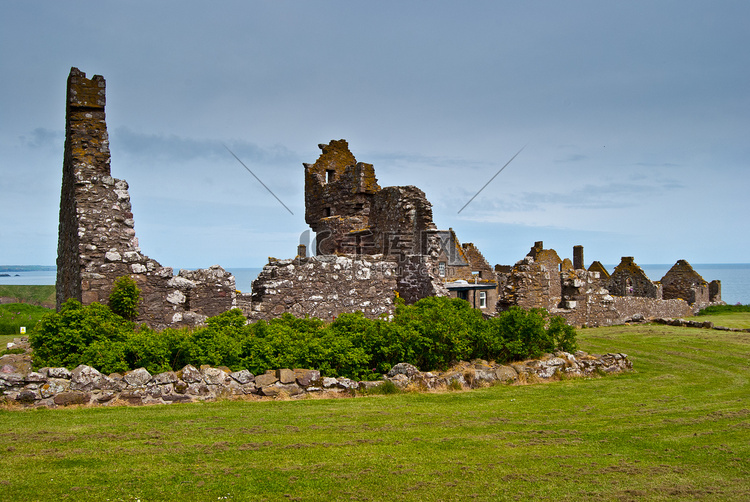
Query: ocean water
xmin=0 ymin=268 xmax=264 ymax=295
xmin=2 ymin=265 xmax=749 ymax=305
xmin=226 ymin=268 xmax=264 ymax=293
xmin=0 ymin=270 xmax=57 ymax=286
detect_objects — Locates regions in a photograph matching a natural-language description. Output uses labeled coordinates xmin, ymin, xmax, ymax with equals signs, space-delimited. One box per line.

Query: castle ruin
xmin=56 ymin=68 xmax=721 ymax=328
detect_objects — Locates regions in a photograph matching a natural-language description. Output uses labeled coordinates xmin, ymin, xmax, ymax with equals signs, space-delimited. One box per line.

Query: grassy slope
xmin=0 ymin=303 xmax=53 ymax=341
xmin=0 ymin=324 xmax=748 ymax=501
xmin=0 ymin=285 xmax=55 ymax=307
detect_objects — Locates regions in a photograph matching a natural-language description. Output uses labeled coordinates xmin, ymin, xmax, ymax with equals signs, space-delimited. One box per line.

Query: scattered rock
xmin=53 ymin=391 xmax=90 ymax=406
xmin=202 ymin=367 xmax=230 ymax=385
xmin=153 ymin=371 xmax=178 ymax=385
xmin=230 ymin=369 xmax=254 ymax=385
xmin=294 ymin=368 xmax=320 ymax=386
xmin=70 ymin=365 xmax=107 ymax=391
xmin=255 ymin=371 xmax=279 ymax=387
xmin=276 ymin=368 xmax=295 ymax=384
xmin=124 ymin=368 xmax=152 ymax=387
xmin=178 ymin=365 xmax=202 ymax=383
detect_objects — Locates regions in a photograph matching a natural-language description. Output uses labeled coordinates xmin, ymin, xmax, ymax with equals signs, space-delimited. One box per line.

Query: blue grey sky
xmin=1 ymin=1 xmax=748 ymax=269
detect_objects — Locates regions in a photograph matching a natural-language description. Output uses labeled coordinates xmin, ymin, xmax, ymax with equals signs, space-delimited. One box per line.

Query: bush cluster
xmin=30 ymin=296 xmax=577 ymax=380
xmin=697 ymin=304 xmax=750 ymax=315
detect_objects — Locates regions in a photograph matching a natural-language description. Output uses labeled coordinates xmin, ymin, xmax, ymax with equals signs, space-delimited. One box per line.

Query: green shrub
xmin=390 ymin=296 xmax=485 ymax=370
xmin=26 ymin=295 xmax=577 ymax=380
xmin=108 ymin=276 xmax=141 ymax=320
xmin=241 ymin=314 xmax=371 ymax=378
xmin=484 ymin=307 xmax=578 ymax=362
xmin=29 ymin=299 xmax=135 ymax=370
xmin=697 ymin=304 xmax=750 ymax=315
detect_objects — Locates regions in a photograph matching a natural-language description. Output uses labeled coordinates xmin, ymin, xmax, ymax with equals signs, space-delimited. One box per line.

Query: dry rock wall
xmin=385 ymin=352 xmax=632 ymax=389
xmin=1 ymin=338 xmax=632 ymax=408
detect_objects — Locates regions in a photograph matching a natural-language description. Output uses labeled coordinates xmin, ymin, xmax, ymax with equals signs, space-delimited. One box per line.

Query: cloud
xmin=634 ymin=162 xmax=680 ymax=168
xmin=554 ymin=153 xmax=588 ymax=163
xmin=111 ymin=128 xmax=301 ymax=166
xmin=455 ymin=178 xmax=685 ymax=219
xmin=19 ymin=128 xmax=63 ymax=150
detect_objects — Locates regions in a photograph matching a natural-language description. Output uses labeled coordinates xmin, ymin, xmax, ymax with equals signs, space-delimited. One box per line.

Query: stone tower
xmin=56 ymin=68 xmax=236 ymax=328
xmin=57 ymin=67 xmax=135 ymax=308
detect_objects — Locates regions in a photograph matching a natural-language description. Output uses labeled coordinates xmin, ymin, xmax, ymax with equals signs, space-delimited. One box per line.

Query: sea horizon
xmin=2 ymin=264 xmax=749 ymax=305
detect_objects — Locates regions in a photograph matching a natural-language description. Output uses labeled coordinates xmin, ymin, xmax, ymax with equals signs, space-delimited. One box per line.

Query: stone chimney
xmin=573 ymin=245 xmax=584 ymax=270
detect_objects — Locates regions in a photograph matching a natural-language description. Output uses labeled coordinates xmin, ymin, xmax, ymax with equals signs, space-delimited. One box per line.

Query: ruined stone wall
xmin=249 ymin=255 xmax=399 ymax=321
xmin=607 ymin=257 xmax=661 ymax=299
xmin=56 ymin=68 xmax=236 ymax=329
xmin=587 ymin=261 xmax=610 ymax=290
xmin=304 ymin=141 xmax=439 ymax=260
xmin=660 ymin=260 xmax=710 ymax=305
xmin=497 ymin=256 xmax=556 ymax=311
xmin=368 ymin=185 xmax=437 ymax=258
xmin=610 ymin=296 xmax=693 ymax=321
xmin=462 ymin=243 xmax=494 ymax=279
xmin=554 ymin=267 xmax=693 ymax=326
xmin=709 ymin=280 xmax=722 ymax=303
xmin=397 ymin=255 xmax=449 ymax=305
xmin=497 ymin=242 xmax=566 ymax=312
xmin=528 ymin=243 xmax=562 ymax=303
xmin=555 ymin=296 xmax=693 ymax=327
xmin=554 ymin=269 xmax=617 ymax=326
xmin=304 ymin=141 xmax=380 ymax=255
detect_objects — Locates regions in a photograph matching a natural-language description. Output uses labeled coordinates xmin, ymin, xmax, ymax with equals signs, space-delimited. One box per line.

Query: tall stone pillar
xmin=573 ymin=245 xmax=584 ymax=270
xmin=57 ymin=68 xmax=138 ymax=308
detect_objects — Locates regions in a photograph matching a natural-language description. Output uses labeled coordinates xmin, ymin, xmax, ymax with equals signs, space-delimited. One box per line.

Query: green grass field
xmin=0 ymin=285 xmax=55 ymax=307
xmin=688 ymin=312 xmax=750 ymax=329
xmin=0 ymin=303 xmax=53 ymax=345
xmin=1 ymin=322 xmax=748 ymax=501
xmin=0 ymin=285 xmax=55 ymax=344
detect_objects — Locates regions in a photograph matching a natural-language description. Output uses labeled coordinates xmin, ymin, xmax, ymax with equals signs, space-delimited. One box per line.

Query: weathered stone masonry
xmin=56 ymin=68 xmax=236 ymax=329
xmin=496 ymin=243 xmax=721 ymax=327
xmin=249 ymin=255 xmax=398 ymax=321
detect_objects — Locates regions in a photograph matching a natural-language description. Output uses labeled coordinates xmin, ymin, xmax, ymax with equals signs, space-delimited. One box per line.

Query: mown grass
xmin=687 ymin=312 xmax=750 ymax=329
xmin=692 ymin=304 xmax=750 ymax=329
xmin=0 ymin=285 xmax=55 ymax=307
xmin=1 ymin=323 xmax=748 ymax=501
